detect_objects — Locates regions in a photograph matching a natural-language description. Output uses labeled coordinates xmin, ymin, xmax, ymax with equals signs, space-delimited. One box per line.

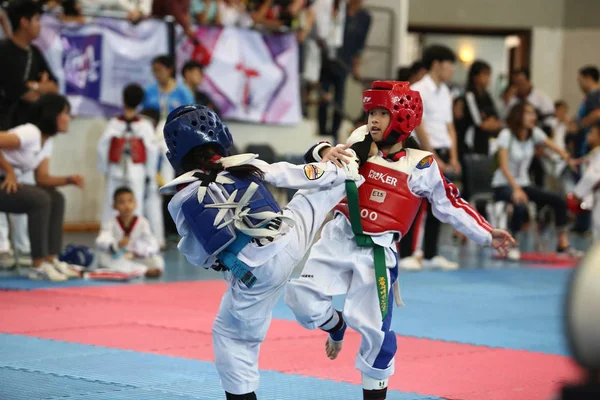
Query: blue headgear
xmin=163 ymin=104 xmax=233 ymax=173
xmin=59 ymin=244 xmax=94 ymax=268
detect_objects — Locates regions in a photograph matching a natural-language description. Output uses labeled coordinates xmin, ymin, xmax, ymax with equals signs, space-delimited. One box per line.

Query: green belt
xmin=345 ymin=181 xmax=388 ymax=321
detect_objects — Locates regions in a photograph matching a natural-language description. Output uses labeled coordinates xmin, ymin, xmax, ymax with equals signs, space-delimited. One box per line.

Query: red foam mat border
xmin=0 ymin=281 xmax=583 ymax=400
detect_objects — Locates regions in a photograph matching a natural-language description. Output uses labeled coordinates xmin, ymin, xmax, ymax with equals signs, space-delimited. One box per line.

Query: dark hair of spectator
xmin=578 ymin=65 xmax=600 ymax=82
xmin=512 ymin=68 xmax=531 ymax=81
xmin=122 ymin=84 xmax=145 ymax=109
xmin=554 ymin=100 xmax=567 ymax=109
xmin=409 ymin=61 xmax=425 ymax=75
xmin=181 ymin=144 xmax=265 ymax=180
xmin=396 ymin=67 xmax=411 ymax=81
xmin=466 ymin=60 xmax=491 ymax=92
xmin=396 ymin=67 xmax=410 ymax=82
xmin=61 ymin=0 xmax=80 ymax=16
xmin=422 ymin=45 xmax=456 ymax=70
xmin=506 ymin=102 xmax=533 ymax=141
xmin=152 ymin=55 xmax=175 ymax=70
xmin=113 ymin=187 xmax=134 ymax=202
xmin=182 ymin=61 xmax=203 ymax=77
xmin=28 ymin=94 xmax=70 ymax=137
xmin=6 ymin=0 xmax=41 ymax=32
xmin=140 ymin=108 xmax=160 ymax=127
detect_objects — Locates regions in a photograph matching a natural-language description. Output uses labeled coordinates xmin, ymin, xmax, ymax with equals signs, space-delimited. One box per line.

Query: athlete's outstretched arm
xmin=410 ymin=156 xmax=493 ymax=246
xmin=252 ymin=158 xmax=360 ymax=190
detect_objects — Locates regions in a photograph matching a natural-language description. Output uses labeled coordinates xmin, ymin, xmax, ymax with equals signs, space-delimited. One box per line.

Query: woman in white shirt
xmin=492 ymin=102 xmax=582 ymax=258
xmin=0 ymin=94 xmax=85 ymax=281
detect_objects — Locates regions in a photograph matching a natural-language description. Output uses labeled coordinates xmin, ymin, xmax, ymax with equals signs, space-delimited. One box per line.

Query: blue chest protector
xmin=180 ymin=171 xmax=283 ymax=288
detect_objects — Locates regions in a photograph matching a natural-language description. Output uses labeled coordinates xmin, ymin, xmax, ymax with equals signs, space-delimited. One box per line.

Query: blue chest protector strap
xmin=218 ymin=233 xmax=257 ymax=288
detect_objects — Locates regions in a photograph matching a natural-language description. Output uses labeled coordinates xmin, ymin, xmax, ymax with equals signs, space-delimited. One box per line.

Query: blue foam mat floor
xmin=273 ymin=268 xmax=573 ymax=356
xmin=0 ymin=334 xmax=441 ymax=400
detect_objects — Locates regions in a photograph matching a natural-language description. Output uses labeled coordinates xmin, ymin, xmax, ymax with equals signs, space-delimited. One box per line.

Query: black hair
xmin=113 ymin=186 xmax=134 ymax=202
xmin=152 ymin=55 xmax=175 ymax=70
xmin=123 ymin=83 xmax=145 ymax=109
xmin=28 ymin=94 xmax=70 ymax=136
xmin=409 ymin=61 xmax=425 ymax=76
xmin=512 ymin=68 xmax=531 ymax=81
xmin=182 ymin=60 xmax=203 ymax=77
xmin=554 ymin=100 xmax=567 ymax=109
xmin=61 ymin=0 xmax=80 ymax=16
xmin=466 ymin=60 xmax=491 ymax=92
xmin=396 ymin=67 xmax=411 ymax=81
xmin=180 ymin=144 xmax=265 ymax=181
xmin=139 ymin=108 xmax=160 ymax=127
xmin=422 ymin=45 xmax=456 ymax=70
xmin=6 ymin=0 xmax=41 ymax=32
xmin=578 ymin=65 xmax=599 ymax=83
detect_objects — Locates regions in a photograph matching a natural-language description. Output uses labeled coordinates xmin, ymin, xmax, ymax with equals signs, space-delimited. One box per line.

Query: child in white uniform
xmin=568 ymin=122 xmax=600 ymax=240
xmin=160 ymin=104 xmax=368 ymax=400
xmin=285 ymin=81 xmax=516 ymax=400
xmin=97 ymin=84 xmax=158 ymax=226
xmin=95 ymin=187 xmax=164 ymax=279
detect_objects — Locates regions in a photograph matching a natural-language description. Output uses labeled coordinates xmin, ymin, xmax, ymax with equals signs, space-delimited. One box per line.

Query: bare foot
xmin=145 ymin=267 xmax=162 ymax=278
xmin=325 ymin=337 xmax=343 ymax=360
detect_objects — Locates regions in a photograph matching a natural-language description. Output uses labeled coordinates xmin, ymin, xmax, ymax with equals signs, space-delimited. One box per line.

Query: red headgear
xmin=362 ymin=81 xmax=423 ymax=144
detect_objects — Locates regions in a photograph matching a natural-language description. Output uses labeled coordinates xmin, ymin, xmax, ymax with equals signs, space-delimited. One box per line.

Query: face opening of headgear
xmin=163 ymin=104 xmax=233 ymax=174
xmin=362 ymin=80 xmax=423 ymax=146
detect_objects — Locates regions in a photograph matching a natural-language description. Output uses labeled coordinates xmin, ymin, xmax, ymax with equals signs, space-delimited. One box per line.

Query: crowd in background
xmin=393 ymin=49 xmax=598 ymax=268
xmin=0 ymin=0 xmax=597 ymax=281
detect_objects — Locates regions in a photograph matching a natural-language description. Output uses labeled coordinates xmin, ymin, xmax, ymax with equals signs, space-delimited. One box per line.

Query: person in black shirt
xmin=463 ymin=60 xmax=502 ymax=155
xmin=0 ymin=0 xmax=58 ymax=129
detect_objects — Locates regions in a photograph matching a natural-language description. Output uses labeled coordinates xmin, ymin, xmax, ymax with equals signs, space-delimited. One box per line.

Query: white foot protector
xmin=325 ymin=336 xmax=343 ymax=360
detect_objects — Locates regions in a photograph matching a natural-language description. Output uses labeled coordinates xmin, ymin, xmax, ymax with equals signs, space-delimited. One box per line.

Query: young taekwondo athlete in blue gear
xmin=159 ymin=104 xmax=371 ymax=400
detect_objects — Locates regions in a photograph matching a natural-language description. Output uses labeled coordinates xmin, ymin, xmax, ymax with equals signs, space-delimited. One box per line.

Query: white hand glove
xmin=341 ymin=149 xmax=361 ymax=181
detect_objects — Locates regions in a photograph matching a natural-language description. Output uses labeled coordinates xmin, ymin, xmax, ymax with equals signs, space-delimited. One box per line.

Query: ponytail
xmin=180 ymin=145 xmax=265 ymax=181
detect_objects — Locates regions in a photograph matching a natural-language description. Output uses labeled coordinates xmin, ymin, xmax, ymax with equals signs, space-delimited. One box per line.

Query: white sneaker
xmin=507 ymin=248 xmax=521 ymax=261
xmin=423 ymin=256 xmax=459 ymax=270
xmin=28 ymin=262 xmax=68 ymax=282
xmin=0 ymin=250 xmax=15 ymax=269
xmin=17 ymin=252 xmax=32 ymax=267
xmin=52 ymin=260 xmax=82 ymax=279
xmin=399 ymin=256 xmax=422 ymax=270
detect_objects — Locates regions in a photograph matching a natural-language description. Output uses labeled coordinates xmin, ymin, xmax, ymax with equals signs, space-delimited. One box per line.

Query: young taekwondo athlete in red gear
xmin=285 ymin=81 xmax=516 ymax=400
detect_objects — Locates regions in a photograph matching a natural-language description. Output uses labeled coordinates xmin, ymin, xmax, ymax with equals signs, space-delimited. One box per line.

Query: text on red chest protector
xmin=367 ymin=169 xmax=398 ymax=187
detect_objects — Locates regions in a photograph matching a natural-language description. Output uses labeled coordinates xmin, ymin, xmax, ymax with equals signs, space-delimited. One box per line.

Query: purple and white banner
xmin=177 ymin=26 xmax=301 ymax=125
xmin=35 ymin=15 xmax=168 ymax=116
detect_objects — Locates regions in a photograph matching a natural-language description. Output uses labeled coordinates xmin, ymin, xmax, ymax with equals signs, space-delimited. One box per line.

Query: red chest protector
xmin=108 ymin=137 xmax=147 ymax=164
xmin=334 ymin=159 xmax=423 ymax=237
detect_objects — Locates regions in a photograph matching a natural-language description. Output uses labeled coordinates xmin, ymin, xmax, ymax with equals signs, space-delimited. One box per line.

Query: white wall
xmin=530 ymin=28 xmax=565 ymax=104
xmin=409 ymin=0 xmax=566 ymax=29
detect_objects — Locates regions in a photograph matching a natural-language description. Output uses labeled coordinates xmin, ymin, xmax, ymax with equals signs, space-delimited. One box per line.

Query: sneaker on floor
xmin=422 ymin=256 xmax=459 ymax=270
xmin=28 ymin=262 xmax=68 ymax=281
xmin=16 ymin=252 xmax=32 ymax=267
xmin=507 ymin=248 xmax=521 ymax=261
xmin=52 ymin=260 xmax=82 ymax=279
xmin=0 ymin=250 xmax=15 ymax=269
xmin=398 ymin=256 xmax=422 ymax=270
xmin=557 ymin=246 xmax=585 ymax=259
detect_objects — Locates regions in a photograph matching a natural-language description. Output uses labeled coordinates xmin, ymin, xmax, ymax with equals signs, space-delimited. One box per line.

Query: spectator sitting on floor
xmin=95 ymin=187 xmax=164 ymax=279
